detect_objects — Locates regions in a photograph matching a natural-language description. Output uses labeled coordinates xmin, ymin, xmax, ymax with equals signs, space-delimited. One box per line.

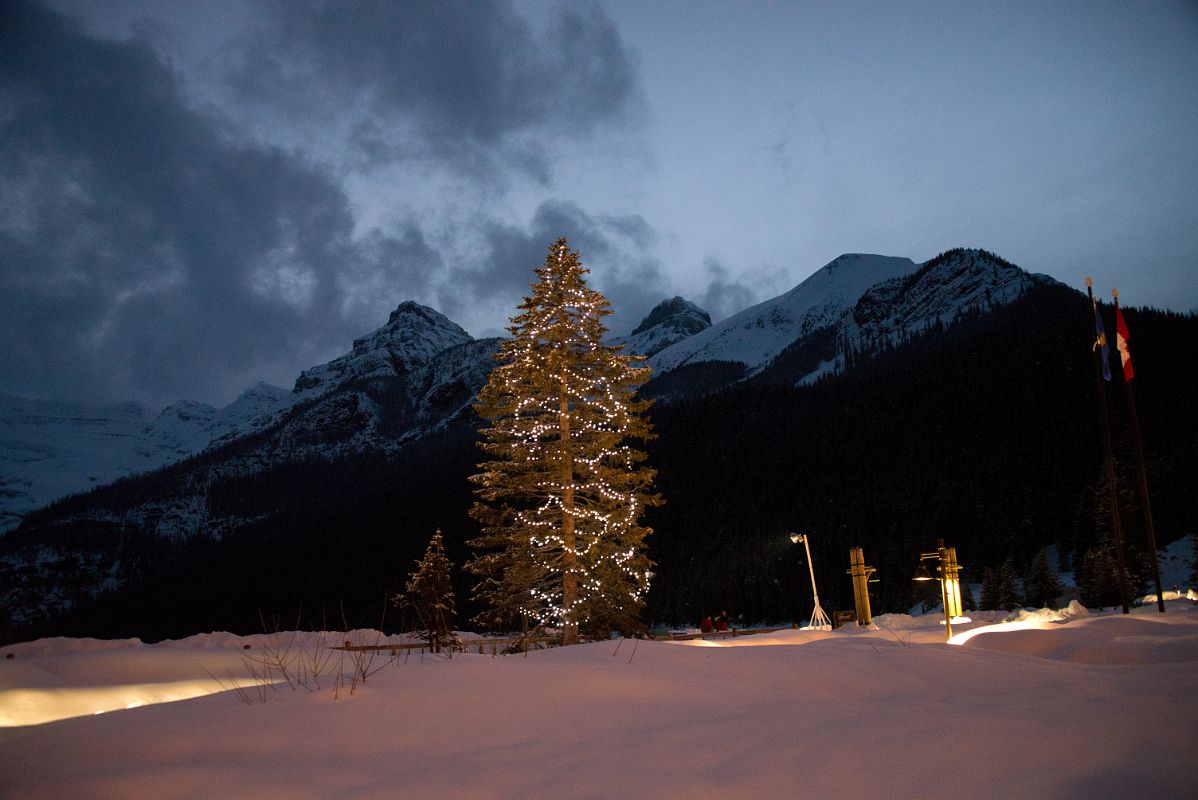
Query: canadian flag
xmin=1115 ymin=305 xmax=1134 ymax=381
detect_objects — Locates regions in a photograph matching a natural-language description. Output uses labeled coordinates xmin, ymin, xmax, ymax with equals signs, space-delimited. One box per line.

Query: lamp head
xmin=789 ymin=532 xmax=803 ymax=544
xmin=913 ymin=563 xmax=934 ymax=582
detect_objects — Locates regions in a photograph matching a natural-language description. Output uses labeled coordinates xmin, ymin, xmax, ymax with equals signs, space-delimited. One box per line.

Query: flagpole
xmin=1086 ymin=278 xmax=1130 ymax=614
xmin=1113 ymin=289 xmax=1165 ymax=613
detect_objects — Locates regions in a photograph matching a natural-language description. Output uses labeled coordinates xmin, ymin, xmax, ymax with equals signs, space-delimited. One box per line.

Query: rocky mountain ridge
xmin=0 ymin=249 xmax=1050 ymax=535
xmin=610 ymin=296 xmax=712 ymax=357
xmin=0 ymin=298 xmax=709 ymax=532
xmin=648 ymin=254 xmax=920 ymax=376
xmin=651 ymin=249 xmax=1055 ymax=391
xmin=0 ymin=247 xmax=1065 ymax=632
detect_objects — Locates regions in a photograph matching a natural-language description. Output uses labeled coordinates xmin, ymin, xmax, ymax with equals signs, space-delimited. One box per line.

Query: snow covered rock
xmin=649 ymin=249 xmax=1054 ymax=390
xmin=648 ymin=254 xmax=919 ymax=376
xmin=845 ymin=248 xmax=1050 ymax=351
xmin=292 ymin=302 xmax=472 ymax=396
xmin=612 ymin=297 xmax=712 ymax=358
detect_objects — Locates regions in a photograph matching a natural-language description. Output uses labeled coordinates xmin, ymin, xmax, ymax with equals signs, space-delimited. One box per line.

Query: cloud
xmin=0 ymin=0 xmax=651 ymax=405
xmin=0 ymin=0 xmax=428 ymax=405
xmin=699 ymin=257 xmax=793 ymax=323
xmin=444 ymin=200 xmax=670 ymax=337
xmin=699 ymin=258 xmax=756 ymax=323
xmin=230 ymin=0 xmax=643 ymax=186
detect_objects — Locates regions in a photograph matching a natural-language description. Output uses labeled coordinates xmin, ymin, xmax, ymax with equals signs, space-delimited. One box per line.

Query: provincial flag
xmin=1115 ymin=305 xmax=1134 ymax=381
xmin=1093 ymin=303 xmax=1111 ymax=381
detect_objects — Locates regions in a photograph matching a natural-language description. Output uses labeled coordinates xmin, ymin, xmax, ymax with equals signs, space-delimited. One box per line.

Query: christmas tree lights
xmin=466 ymin=238 xmax=661 ymax=644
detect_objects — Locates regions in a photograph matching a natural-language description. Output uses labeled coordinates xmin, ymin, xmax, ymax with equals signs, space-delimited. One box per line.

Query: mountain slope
xmin=846 ymin=248 xmax=1051 ymax=352
xmin=757 ymin=248 xmax=1056 ymax=387
xmin=0 ymin=384 xmax=294 ymax=531
xmin=0 ymin=303 xmax=481 ymax=532
xmin=648 ymin=254 xmax=918 ymax=375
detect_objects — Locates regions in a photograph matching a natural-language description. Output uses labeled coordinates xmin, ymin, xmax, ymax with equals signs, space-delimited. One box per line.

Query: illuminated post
xmin=943 ymin=546 xmax=963 ymax=618
xmin=791 ymin=532 xmax=831 ymax=630
xmin=915 ymin=539 xmax=962 ymax=642
xmin=846 ymin=546 xmax=877 ymax=625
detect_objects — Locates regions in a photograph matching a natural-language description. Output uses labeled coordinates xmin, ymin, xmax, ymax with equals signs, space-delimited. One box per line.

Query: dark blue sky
xmin=3 ymin=0 xmax=1195 ymax=406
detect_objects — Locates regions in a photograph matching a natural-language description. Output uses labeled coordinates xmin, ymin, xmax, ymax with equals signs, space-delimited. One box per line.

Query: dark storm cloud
xmin=699 ymin=257 xmax=759 ymax=323
xmin=445 ymin=199 xmax=669 ymax=336
xmin=0 ymin=0 xmax=407 ymax=404
xmin=235 ymin=0 xmax=641 ymax=184
xmin=0 ymin=0 xmax=650 ymax=404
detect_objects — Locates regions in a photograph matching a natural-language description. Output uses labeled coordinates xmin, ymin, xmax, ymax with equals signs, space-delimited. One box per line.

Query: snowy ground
xmin=2 ymin=602 xmax=1196 ymax=799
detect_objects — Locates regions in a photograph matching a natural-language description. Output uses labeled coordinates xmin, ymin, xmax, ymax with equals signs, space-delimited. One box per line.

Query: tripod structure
xmin=790 ymin=532 xmax=831 ymax=630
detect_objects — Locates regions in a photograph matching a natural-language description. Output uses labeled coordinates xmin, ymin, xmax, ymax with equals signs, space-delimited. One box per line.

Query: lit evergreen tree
xmin=397 ymin=530 xmax=458 ymax=653
xmin=1024 ymin=549 xmax=1064 ymax=609
xmin=466 ymin=238 xmax=661 ymax=645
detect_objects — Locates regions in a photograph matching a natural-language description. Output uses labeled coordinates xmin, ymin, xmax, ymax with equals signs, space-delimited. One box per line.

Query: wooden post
xmin=1113 ymin=290 xmax=1166 ymax=613
xmin=846 ymin=547 xmax=876 ymax=625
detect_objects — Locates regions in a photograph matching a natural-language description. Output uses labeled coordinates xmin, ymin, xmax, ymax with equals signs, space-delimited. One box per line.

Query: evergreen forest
xmin=3 ymin=282 xmax=1196 ymax=642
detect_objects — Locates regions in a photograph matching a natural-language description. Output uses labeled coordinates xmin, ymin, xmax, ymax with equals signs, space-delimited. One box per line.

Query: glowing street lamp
xmin=790 ymin=532 xmax=831 ymax=630
xmin=914 ymin=539 xmax=963 ymax=642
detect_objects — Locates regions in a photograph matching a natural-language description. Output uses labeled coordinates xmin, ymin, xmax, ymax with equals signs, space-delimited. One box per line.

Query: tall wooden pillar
xmin=847 ymin=547 xmax=876 ymax=625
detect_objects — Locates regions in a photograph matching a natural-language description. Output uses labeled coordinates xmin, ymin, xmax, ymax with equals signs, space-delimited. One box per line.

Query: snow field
xmin=1 ymin=602 xmax=1196 ymax=799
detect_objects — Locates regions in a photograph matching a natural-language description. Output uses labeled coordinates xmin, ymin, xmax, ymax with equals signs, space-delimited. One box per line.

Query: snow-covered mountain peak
xmin=613 ymin=296 xmax=712 ymax=358
xmin=233 ymin=381 xmax=291 ymax=406
xmin=649 ymin=253 xmax=919 ymax=374
xmin=849 ymin=248 xmax=1045 ymax=340
xmin=293 ymin=302 xmax=473 ymax=395
xmin=631 ymin=297 xmax=711 ymax=337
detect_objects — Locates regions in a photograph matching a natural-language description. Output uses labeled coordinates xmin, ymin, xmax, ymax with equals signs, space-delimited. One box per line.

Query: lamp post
xmin=791 ymin=532 xmax=831 ymax=630
xmin=914 ymin=539 xmax=962 ymax=642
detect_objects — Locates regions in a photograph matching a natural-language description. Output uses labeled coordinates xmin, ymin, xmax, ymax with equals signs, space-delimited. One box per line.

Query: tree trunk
xmin=559 ymin=367 xmax=579 ymax=645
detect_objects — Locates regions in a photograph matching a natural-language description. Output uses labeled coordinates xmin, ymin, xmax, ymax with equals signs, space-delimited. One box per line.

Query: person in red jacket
xmin=700 ymin=615 xmax=714 ymax=633
xmin=715 ymin=611 xmax=730 ymax=632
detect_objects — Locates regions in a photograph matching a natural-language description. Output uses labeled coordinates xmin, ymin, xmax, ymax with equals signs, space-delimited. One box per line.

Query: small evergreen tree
xmin=959 ymin=580 xmax=977 ymax=612
xmin=1024 ymin=549 xmax=1064 ymax=609
xmin=397 ymin=530 xmax=458 ymax=652
xmin=1190 ymin=533 xmax=1197 ymax=589
xmin=979 ymin=567 xmax=1000 ymax=611
xmin=1076 ymin=535 xmax=1142 ymax=608
xmin=996 ymin=558 xmax=1022 ymax=611
xmin=1077 ymin=542 xmax=1120 ymax=609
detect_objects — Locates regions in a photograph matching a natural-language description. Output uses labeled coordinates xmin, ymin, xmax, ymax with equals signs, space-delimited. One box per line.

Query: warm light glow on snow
xmin=0 ymin=678 xmax=276 ymax=727
xmin=947 ymin=619 xmax=1057 ymax=646
xmin=668 ymin=629 xmax=837 ymax=648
